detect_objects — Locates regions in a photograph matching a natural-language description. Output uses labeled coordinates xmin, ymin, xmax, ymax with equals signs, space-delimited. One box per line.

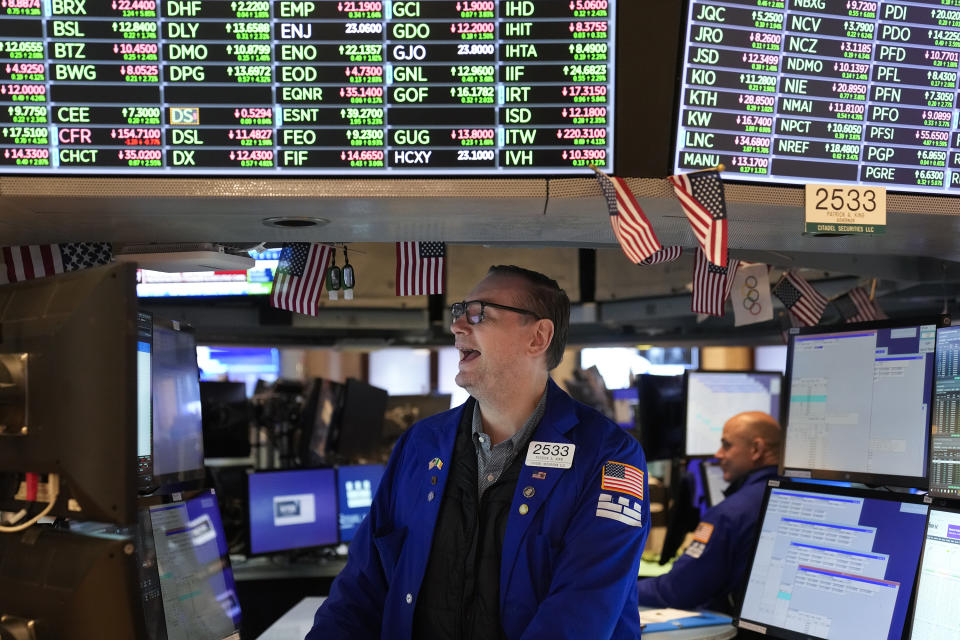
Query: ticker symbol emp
xmin=169 ymin=107 xmax=199 ymax=125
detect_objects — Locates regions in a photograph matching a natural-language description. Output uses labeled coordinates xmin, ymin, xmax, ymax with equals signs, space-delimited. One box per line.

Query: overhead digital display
xmin=0 ymin=0 xmax=614 ymax=175
xmin=675 ymin=0 xmax=960 ymax=193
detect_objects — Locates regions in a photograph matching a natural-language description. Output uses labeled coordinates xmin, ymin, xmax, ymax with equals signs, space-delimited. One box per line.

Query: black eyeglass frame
xmin=450 ymin=300 xmax=544 ymax=325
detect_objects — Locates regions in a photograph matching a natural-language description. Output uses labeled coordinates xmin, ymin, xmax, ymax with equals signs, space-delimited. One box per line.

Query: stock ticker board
xmin=0 ymin=0 xmax=615 ymax=174
xmin=675 ymin=0 xmax=960 ymax=194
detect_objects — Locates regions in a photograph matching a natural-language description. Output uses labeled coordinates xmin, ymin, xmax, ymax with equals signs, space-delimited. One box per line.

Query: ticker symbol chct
xmin=0 ymin=0 xmax=615 ymax=174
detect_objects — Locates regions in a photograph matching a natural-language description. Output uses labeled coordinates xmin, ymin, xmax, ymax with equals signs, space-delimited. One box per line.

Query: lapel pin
xmin=522 ymin=486 xmax=535 ymax=498
xmin=518 ymin=504 xmax=529 ymax=515
xmin=428 ymin=457 xmax=443 ymax=471
xmin=532 ymin=471 xmax=547 ymax=480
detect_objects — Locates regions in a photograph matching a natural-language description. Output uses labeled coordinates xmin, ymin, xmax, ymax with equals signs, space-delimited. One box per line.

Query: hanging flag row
xmin=593 ymin=166 xmax=727 ymax=268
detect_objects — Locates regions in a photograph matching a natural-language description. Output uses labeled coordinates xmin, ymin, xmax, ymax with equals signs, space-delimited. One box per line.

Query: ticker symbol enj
xmin=169 ymin=107 xmax=199 ymax=125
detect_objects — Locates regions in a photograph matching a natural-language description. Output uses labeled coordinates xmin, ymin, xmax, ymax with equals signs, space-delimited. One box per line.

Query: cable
xmin=0 ymin=474 xmax=59 ymax=533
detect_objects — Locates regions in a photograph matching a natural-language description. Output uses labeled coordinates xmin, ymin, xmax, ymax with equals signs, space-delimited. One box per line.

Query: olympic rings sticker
xmin=741 ymin=275 xmax=763 ymax=315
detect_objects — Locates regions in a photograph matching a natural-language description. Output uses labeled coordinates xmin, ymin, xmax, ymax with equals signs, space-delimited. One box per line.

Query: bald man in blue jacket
xmin=308 ymin=266 xmax=650 ymax=639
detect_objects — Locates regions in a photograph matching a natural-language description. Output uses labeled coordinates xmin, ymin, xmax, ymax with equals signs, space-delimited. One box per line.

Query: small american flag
xmin=0 ymin=242 xmax=112 ymax=284
xmin=595 ymin=170 xmax=662 ymax=263
xmin=270 ymin=243 xmax=332 ymax=315
xmin=601 ymin=461 xmax=644 ymax=501
xmin=638 ymin=245 xmax=683 ymax=266
xmin=691 ymin=248 xmax=739 ymax=316
xmin=396 ymin=241 xmax=445 ymax=296
xmin=669 ymin=169 xmax=728 ymax=267
xmin=773 ymin=271 xmax=828 ymax=327
xmin=833 ymin=286 xmax=887 ymax=323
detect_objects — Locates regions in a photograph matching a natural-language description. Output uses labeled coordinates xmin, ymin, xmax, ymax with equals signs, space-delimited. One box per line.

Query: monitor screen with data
xmin=738 ymin=483 xmax=928 ymax=640
xmin=783 ymin=322 xmax=937 ymax=486
xmin=337 ymin=464 xmax=385 ymax=543
xmin=674 ymin=0 xmax=960 ymax=194
xmin=930 ymin=325 xmax=960 ymax=497
xmin=908 ymin=505 xmax=960 ymax=639
xmin=0 ymin=2 xmax=616 ymax=175
xmin=685 ymin=371 xmax=782 ymax=456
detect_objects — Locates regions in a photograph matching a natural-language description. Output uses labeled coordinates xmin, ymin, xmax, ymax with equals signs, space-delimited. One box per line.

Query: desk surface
xmin=256 ymin=597 xmax=737 ymax=640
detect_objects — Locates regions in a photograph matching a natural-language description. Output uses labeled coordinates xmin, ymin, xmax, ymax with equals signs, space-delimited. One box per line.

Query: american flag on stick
xmin=270 ymin=243 xmax=333 ymax=315
xmin=592 ymin=167 xmax=663 ymax=264
xmin=601 ymin=461 xmax=644 ymax=501
xmin=396 ymin=241 xmax=446 ymax=296
xmin=833 ymin=286 xmax=887 ymax=323
xmin=668 ymin=169 xmax=728 ymax=267
xmin=772 ymin=271 xmax=828 ymax=327
xmin=0 ymin=242 xmax=112 ymax=284
xmin=691 ymin=248 xmax=739 ymax=316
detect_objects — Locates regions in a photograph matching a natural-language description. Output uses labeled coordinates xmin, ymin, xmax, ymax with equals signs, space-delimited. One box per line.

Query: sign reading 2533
xmin=804 ymin=184 xmax=886 ymax=236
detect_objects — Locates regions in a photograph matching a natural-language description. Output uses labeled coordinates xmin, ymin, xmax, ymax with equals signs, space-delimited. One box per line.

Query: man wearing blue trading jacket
xmin=637 ymin=411 xmax=781 ymax=613
xmin=308 ymin=265 xmax=650 ymax=640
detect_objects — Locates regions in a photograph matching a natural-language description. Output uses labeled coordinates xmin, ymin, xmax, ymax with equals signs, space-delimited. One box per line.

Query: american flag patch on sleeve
xmin=601 ymin=461 xmax=644 ymax=500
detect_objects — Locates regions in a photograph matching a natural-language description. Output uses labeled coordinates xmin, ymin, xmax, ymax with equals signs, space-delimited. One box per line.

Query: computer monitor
xmin=782 ymin=320 xmax=939 ymax=487
xmin=0 ymin=526 xmax=147 ymax=639
xmin=337 ymin=464 xmax=386 ymax=543
xmin=299 ymin=378 xmax=345 ymax=466
xmin=199 ymin=381 xmax=252 ymax=459
xmin=907 ymin=505 xmax=960 ymax=639
xmin=635 ymin=374 xmax=685 ymax=461
xmin=247 ymin=468 xmax=338 ymax=555
xmin=738 ymin=482 xmax=929 ymax=640
xmin=684 ymin=371 xmax=783 ymax=457
xmin=150 ymin=317 xmax=205 ymax=492
xmin=0 ymin=263 xmax=139 ymax=523
xmin=330 ymin=379 xmax=389 ymax=459
xmin=136 ymin=311 xmax=154 ymax=487
xmin=700 ymin=460 xmax=729 ymax=508
xmin=139 ymin=489 xmax=241 ymax=640
xmin=929 ymin=325 xmax=960 ymax=497
xmin=612 ymin=387 xmax=639 ymax=429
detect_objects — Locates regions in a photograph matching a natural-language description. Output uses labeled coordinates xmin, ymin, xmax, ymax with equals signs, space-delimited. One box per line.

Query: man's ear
xmin=527 ymin=319 xmax=554 ymax=359
xmin=750 ymin=437 xmax=765 ymax=462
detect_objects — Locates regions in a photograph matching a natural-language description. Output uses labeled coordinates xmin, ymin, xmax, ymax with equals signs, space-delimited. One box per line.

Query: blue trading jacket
xmin=308 ymin=379 xmax=650 ymax=639
xmin=636 ymin=465 xmax=779 ymax=612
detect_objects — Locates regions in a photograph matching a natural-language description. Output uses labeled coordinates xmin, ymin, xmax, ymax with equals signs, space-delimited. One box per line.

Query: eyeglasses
xmin=450 ymin=300 xmax=543 ymax=325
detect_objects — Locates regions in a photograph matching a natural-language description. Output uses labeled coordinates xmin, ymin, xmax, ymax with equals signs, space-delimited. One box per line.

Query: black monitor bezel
xmin=136 ymin=488 xmax=242 ymax=640
xmin=147 ymin=316 xmax=206 ymax=495
xmin=735 ymin=479 xmax=930 ymax=640
xmin=699 ymin=459 xmax=728 ymax=508
xmin=682 ymin=369 xmax=785 ymax=458
xmin=245 ymin=467 xmax=340 ymax=555
xmin=781 ymin=316 xmax=947 ymax=489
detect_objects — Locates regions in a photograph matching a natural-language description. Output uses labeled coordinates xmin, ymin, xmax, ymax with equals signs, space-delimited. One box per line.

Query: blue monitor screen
xmin=248 ymin=469 xmax=338 ymax=555
xmin=337 ymin=465 xmax=385 ymax=543
xmin=908 ymin=506 xmax=960 ymax=638
xmin=739 ymin=485 xmax=928 ymax=640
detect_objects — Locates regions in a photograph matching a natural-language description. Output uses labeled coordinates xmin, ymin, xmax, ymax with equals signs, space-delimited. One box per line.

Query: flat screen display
xmin=685 ymin=371 xmax=782 ymax=456
xmin=137 ymin=310 xmax=154 ymax=484
xmin=701 ymin=459 xmax=728 ymax=507
xmin=247 ymin=468 xmax=338 ymax=554
xmin=930 ymin=326 xmax=960 ymax=497
xmin=783 ymin=323 xmax=936 ymax=486
xmin=675 ymin=1 xmax=960 ymax=193
xmin=137 ymin=249 xmax=279 ymax=297
xmin=738 ymin=483 xmax=928 ymax=640
xmin=907 ymin=506 xmax=960 ymax=639
xmin=151 ymin=318 xmax=205 ymax=490
xmin=337 ymin=464 xmax=385 ymax=543
xmin=144 ymin=490 xmax=241 ymax=640
xmin=0 ymin=2 xmax=615 ymax=175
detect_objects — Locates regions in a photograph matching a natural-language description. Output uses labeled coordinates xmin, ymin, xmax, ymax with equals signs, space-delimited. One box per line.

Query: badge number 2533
xmin=525 ymin=442 xmax=576 ymax=469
